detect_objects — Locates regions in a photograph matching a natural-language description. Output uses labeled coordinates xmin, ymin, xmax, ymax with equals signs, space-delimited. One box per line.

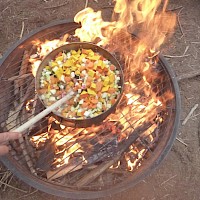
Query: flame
xmin=30 ymin=132 xmax=49 ymax=148
xmin=29 ymin=34 xmax=69 ymax=76
xmin=28 ymin=0 xmax=176 ymax=171
xmin=25 ymin=99 xmax=35 ymax=111
xmin=126 ymin=148 xmax=147 ymax=171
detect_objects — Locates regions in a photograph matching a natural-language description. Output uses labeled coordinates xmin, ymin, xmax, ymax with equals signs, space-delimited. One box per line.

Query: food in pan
xmin=38 ymin=48 xmax=122 ymax=119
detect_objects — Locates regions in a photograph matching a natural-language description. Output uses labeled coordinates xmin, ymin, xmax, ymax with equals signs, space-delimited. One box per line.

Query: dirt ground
xmin=0 ymin=0 xmax=200 ymax=199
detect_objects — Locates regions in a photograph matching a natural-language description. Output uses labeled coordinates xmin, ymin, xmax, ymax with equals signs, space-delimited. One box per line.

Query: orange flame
xmin=29 ymin=35 xmax=69 ymax=76
xmin=29 ymin=0 xmax=176 ymax=171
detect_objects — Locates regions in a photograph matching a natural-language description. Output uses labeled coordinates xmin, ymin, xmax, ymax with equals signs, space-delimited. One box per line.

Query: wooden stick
xmin=76 ymin=154 xmax=121 ymax=187
xmin=14 ymin=90 xmax=74 ymax=133
xmin=47 ymin=163 xmax=83 ymax=180
xmin=182 ymin=104 xmax=198 ymax=125
xmin=19 ymin=21 xmax=25 ymax=39
xmin=176 ymin=137 xmax=188 ymax=147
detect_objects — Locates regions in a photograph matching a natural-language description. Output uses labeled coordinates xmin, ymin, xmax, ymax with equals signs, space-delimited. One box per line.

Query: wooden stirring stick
xmin=14 ymin=90 xmax=74 ymax=133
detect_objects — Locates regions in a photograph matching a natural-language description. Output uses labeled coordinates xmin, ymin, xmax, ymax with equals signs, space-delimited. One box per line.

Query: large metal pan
xmin=35 ymin=42 xmax=124 ymax=127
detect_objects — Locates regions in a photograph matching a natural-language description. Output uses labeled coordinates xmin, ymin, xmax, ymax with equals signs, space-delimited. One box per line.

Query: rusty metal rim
xmin=0 ymin=20 xmax=181 ymax=199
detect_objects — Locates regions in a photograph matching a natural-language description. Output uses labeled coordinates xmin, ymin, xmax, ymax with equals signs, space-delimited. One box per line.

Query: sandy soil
xmin=0 ymin=0 xmax=200 ymax=199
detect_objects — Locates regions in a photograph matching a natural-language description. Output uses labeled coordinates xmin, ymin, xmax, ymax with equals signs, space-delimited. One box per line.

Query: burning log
xmin=76 ymin=122 xmax=153 ymax=187
xmin=36 ymin=139 xmax=56 ymax=171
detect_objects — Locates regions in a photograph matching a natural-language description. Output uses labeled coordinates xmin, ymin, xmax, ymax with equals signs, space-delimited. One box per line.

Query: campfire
xmin=0 ymin=0 xmax=180 ymax=198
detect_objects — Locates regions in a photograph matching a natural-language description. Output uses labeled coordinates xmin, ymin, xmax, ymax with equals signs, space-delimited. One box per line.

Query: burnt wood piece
xmin=76 ymin=122 xmax=153 ymax=187
xmin=47 ymin=157 xmax=83 ymax=180
xmin=35 ymin=139 xmax=56 ymax=171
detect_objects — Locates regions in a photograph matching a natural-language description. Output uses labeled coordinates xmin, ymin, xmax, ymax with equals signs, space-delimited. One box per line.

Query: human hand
xmin=0 ymin=132 xmax=22 ymax=156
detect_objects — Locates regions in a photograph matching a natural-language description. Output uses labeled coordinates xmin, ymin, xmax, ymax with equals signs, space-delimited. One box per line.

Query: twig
xmin=44 ymin=1 xmax=69 ymax=9
xmin=0 ymin=178 xmax=28 ymax=193
xmin=85 ymin=0 xmax=88 ymax=8
xmin=177 ymin=7 xmax=184 ymax=36
xmin=166 ymin=6 xmax=183 ymax=12
xmin=176 ymin=137 xmax=188 ymax=147
xmin=182 ymin=104 xmax=198 ymax=125
xmin=164 ymin=45 xmax=190 ymax=58
xmin=164 ymin=54 xmax=190 ymax=58
xmin=19 ymin=21 xmax=25 ymax=39
xmin=177 ymin=69 xmax=200 ymax=81
xmin=16 ymin=189 xmax=38 ymax=200
xmin=160 ymin=174 xmax=177 ymax=186
xmin=0 ymin=170 xmax=12 ymax=187
xmin=191 ymin=41 xmax=200 ymax=44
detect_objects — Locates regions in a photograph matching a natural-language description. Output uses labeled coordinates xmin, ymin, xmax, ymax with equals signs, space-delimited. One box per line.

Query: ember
xmin=0 ymin=0 xmax=180 ymax=198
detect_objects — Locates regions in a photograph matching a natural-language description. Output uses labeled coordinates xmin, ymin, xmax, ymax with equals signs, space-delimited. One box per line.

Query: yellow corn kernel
xmin=48 ymin=84 xmax=51 ymax=92
xmin=87 ymin=88 xmax=96 ymax=95
xmin=88 ymin=51 xmax=94 ymax=57
xmin=109 ymin=73 xmax=115 ymax=83
xmin=71 ymin=50 xmax=77 ymax=55
xmin=56 ymin=56 xmax=63 ymax=62
xmin=51 ymin=61 xmax=58 ymax=67
xmin=71 ymin=54 xmax=79 ymax=60
xmin=102 ymin=85 xmax=109 ymax=92
xmin=77 ymin=112 xmax=83 ymax=117
xmin=93 ymin=63 xmax=98 ymax=70
xmin=99 ymin=98 xmax=104 ymax=102
xmin=65 ymin=68 xmax=71 ymax=75
xmin=45 ymin=66 xmax=50 ymax=70
xmin=71 ymin=66 xmax=77 ymax=71
xmin=88 ymin=70 xmax=95 ymax=77
xmin=97 ymin=60 xmax=103 ymax=67
xmin=76 ymin=64 xmax=81 ymax=69
xmin=63 ymin=60 xmax=73 ymax=67
xmin=69 ymin=82 xmax=74 ymax=87
xmin=79 ymin=54 xmax=86 ymax=62
xmin=103 ymin=77 xmax=110 ymax=86
xmin=75 ymin=70 xmax=80 ymax=75
xmin=88 ymin=55 xmax=100 ymax=61
xmin=81 ymin=91 xmax=88 ymax=95
xmin=55 ymin=68 xmax=63 ymax=80
xmin=91 ymin=82 xmax=96 ymax=89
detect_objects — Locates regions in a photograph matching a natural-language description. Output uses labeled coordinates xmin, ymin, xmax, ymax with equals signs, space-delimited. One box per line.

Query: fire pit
xmin=0 ymin=2 xmax=180 ymax=199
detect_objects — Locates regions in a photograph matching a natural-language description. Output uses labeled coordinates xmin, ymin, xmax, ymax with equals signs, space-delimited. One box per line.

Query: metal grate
xmin=0 ymin=20 xmax=180 ymax=199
